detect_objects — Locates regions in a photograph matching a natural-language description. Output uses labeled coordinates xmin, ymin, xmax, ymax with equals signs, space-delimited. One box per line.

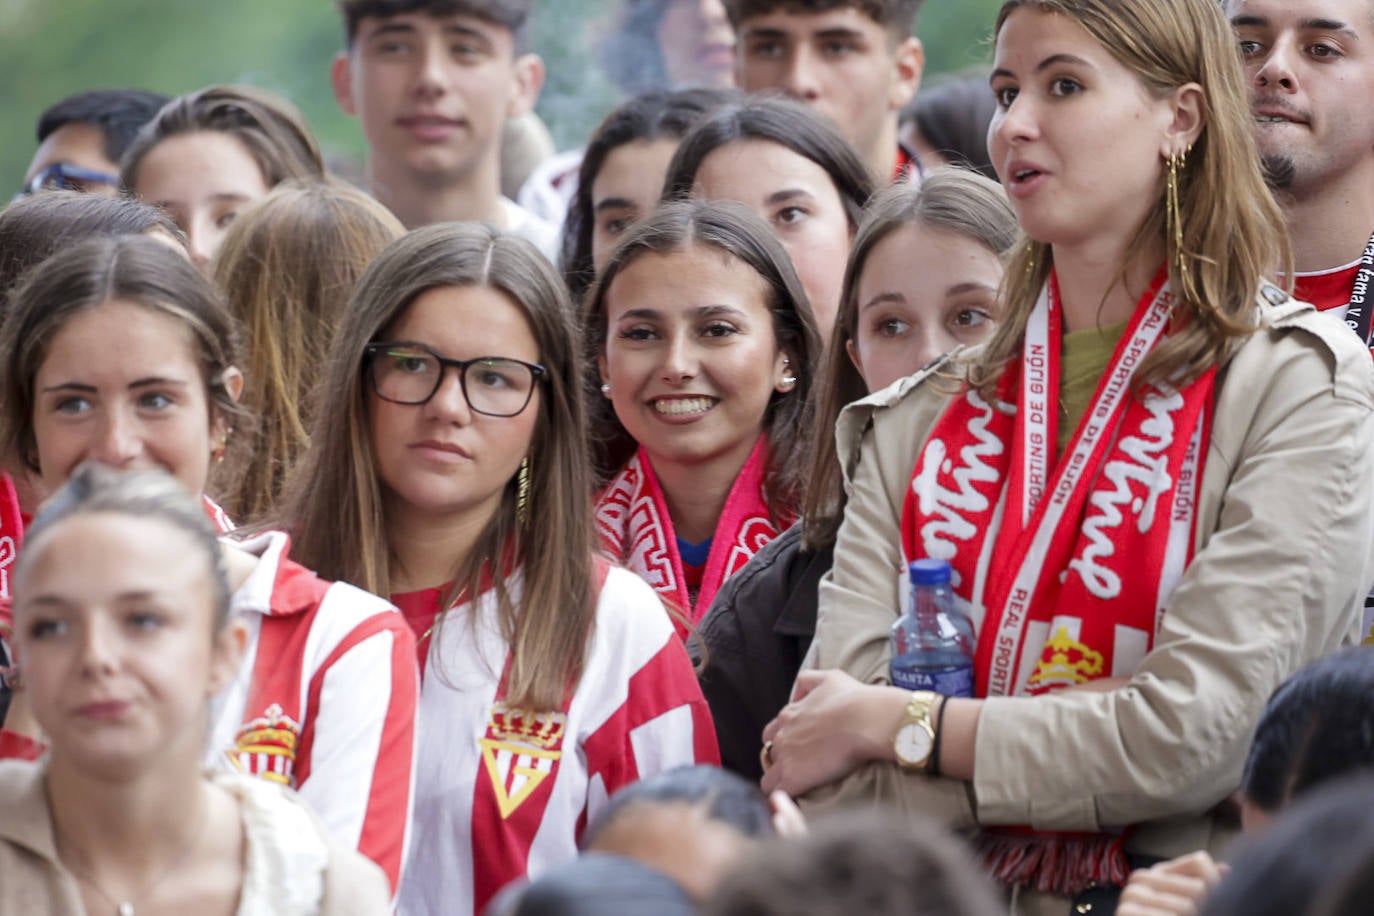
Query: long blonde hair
xmin=972 ymin=0 xmax=1291 ymax=398
xmin=212 ymin=178 xmax=403 ymax=524
xmin=279 ymin=224 xmax=595 ymax=710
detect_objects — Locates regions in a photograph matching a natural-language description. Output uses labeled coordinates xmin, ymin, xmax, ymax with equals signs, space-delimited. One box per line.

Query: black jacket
xmin=694 ymin=523 xmax=833 ymax=781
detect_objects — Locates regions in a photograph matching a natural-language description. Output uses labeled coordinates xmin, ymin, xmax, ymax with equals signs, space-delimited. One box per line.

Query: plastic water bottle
xmin=890 ymin=559 xmax=975 ymax=697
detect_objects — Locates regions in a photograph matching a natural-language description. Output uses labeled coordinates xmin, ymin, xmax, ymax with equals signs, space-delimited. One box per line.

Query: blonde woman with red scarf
xmin=585 ymin=199 xmax=820 ymax=636
xmin=757 ymin=1 xmax=1374 ymax=913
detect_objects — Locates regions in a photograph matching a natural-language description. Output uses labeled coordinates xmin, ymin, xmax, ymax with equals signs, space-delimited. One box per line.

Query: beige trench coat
xmin=0 ymin=761 xmax=392 ymax=916
xmin=801 ymin=292 xmax=1374 ymax=911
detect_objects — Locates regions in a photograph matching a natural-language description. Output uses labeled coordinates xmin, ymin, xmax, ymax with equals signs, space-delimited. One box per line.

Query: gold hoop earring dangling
xmin=516 ymin=456 xmax=531 ymax=526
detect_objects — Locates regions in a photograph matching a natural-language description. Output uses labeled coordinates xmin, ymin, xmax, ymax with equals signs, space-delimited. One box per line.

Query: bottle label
xmin=892 ymin=663 xmax=974 ymax=697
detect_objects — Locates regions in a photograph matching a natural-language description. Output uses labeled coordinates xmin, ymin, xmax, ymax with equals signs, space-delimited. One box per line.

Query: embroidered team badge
xmin=1027 ymin=627 xmax=1106 ymax=691
xmin=226 ymin=703 xmax=301 ymax=786
xmin=478 ymin=703 xmax=567 ymax=819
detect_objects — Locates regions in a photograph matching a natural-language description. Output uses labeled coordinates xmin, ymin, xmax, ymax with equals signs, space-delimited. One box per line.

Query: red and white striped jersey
xmin=393 ymin=565 xmax=718 ymax=916
xmin=204 ymin=531 xmax=418 ymax=895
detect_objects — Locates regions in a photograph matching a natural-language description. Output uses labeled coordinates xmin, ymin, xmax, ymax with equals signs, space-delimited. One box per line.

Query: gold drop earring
xmin=1166 ymin=144 xmax=1191 ymax=290
xmin=515 ymin=456 xmax=531 ymax=526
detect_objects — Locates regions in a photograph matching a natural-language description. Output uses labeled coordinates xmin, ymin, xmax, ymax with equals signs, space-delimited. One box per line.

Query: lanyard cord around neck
xmin=1342 ymin=231 xmax=1374 ymax=347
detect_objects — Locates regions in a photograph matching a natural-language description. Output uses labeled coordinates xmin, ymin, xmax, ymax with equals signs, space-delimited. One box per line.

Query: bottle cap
xmin=908 ymin=558 xmax=952 ymax=586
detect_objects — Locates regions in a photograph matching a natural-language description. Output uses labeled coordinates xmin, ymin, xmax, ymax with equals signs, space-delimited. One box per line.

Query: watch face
xmin=895 ymin=722 xmax=934 ymax=766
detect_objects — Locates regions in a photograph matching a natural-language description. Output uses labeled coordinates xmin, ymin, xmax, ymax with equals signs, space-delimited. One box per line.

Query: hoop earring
xmin=516 ymin=456 xmax=531 ymax=526
xmin=1166 ymin=145 xmax=1190 ymax=291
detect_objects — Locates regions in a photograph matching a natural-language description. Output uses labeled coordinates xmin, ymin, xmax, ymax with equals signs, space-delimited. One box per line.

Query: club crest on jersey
xmin=226 ymin=703 xmax=301 ymax=786
xmin=479 ymin=703 xmax=568 ymax=819
xmin=1028 ymin=627 xmax=1105 ymax=691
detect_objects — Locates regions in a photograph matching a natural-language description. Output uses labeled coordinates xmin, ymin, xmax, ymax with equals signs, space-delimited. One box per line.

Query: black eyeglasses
xmin=365 ymin=342 xmax=547 ymax=417
xmin=15 ymin=163 xmax=120 ymax=201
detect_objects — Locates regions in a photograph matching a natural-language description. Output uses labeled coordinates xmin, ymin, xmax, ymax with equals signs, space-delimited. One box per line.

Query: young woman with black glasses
xmin=278 ymin=223 xmax=718 ymax=916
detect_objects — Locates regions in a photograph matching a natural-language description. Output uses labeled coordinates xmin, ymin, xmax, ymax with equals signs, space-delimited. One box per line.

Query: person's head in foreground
xmin=0 ymin=462 xmax=391 ymax=912
xmin=280 ymin=219 xmax=596 ymax=709
xmin=582 ymin=765 xmax=774 ymax=900
xmin=975 ymin=0 xmax=1288 ymax=397
xmin=1201 ymin=775 xmax=1374 ymax=916
xmin=1241 ymin=646 xmax=1374 ymax=832
xmin=10 ymin=463 xmax=238 ymax=777
xmin=506 ymin=852 xmax=698 ymax=916
xmin=703 ymin=809 xmax=1002 ymax=916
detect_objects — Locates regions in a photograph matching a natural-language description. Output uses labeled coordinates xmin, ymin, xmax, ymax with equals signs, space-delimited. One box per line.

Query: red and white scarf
xmin=594 ymin=437 xmax=788 ymax=635
xmin=901 ymin=268 xmax=1215 ymax=894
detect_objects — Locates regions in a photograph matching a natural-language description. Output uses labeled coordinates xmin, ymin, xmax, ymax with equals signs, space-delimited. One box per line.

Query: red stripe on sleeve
xmin=0 ymin=728 xmax=44 ymax=761
xmin=296 ymin=611 xmax=418 ymax=894
xmin=581 ymin=636 xmax=720 ymax=807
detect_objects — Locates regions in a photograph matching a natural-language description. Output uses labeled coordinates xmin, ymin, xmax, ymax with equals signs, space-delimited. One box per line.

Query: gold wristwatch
xmin=893 ymin=690 xmax=938 ymax=772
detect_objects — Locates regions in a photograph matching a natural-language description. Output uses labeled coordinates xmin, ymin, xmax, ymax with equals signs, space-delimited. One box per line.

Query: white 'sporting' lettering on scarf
xmin=914 ymin=388 xmax=1004 ymax=582
xmin=1067 ymin=387 xmax=1184 ymax=600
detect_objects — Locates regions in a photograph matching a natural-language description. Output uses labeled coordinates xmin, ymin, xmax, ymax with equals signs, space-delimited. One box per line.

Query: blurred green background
xmin=0 ymin=0 xmax=1003 ymax=191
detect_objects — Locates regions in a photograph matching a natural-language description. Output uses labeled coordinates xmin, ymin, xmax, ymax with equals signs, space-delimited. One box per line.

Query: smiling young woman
xmin=584 ymin=199 xmax=820 ymax=634
xmin=757 ymin=0 xmax=1374 ymax=912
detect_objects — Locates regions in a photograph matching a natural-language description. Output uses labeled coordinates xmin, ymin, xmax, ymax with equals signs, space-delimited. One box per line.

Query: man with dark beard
xmin=1228 ymin=0 xmax=1374 ymax=347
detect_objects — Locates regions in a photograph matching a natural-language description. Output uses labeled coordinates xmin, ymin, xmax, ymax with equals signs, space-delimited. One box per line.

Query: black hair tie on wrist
xmin=930 ymin=696 xmax=949 ymax=778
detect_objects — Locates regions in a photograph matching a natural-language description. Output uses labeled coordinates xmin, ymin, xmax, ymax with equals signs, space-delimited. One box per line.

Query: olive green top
xmin=1058 ymin=319 xmax=1130 ymax=455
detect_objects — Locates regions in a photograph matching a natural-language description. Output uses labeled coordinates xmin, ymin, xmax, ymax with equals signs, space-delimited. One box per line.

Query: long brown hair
xmin=212 ymin=178 xmax=404 ymax=524
xmin=802 ymin=170 xmax=1018 ymax=550
xmin=972 ymin=0 xmax=1291 ymax=399
xmin=278 ymin=223 xmax=594 ymax=710
xmin=581 ymin=199 xmax=820 ymax=524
